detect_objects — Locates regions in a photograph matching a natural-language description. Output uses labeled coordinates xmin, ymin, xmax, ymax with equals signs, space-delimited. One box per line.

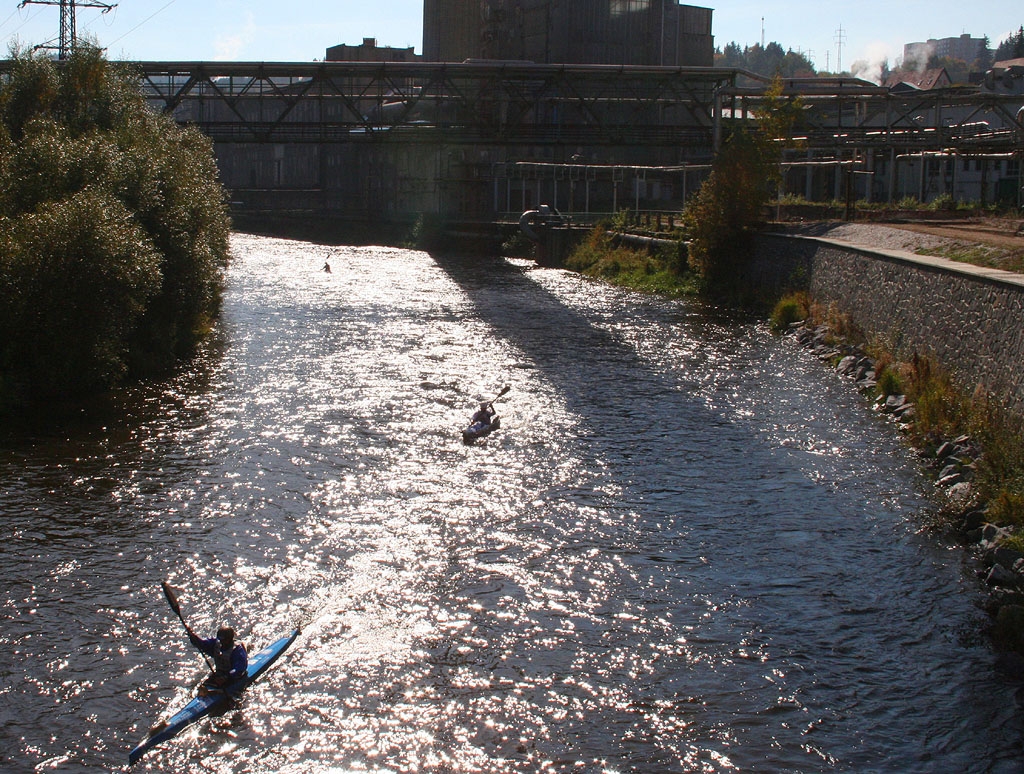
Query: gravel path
xmin=783 ymin=220 xmax=1024 ymax=274
xmin=785 ymin=222 xmax=964 ymax=253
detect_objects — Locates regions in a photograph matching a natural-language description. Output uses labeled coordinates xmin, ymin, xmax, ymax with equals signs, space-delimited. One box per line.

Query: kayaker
xmin=470 ymin=402 xmax=496 ymax=426
xmin=188 ymin=625 xmax=248 ymax=690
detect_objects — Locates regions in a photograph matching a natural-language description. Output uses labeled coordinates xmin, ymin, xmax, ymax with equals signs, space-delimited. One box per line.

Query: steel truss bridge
xmin=17 ymin=60 xmax=1024 ymax=217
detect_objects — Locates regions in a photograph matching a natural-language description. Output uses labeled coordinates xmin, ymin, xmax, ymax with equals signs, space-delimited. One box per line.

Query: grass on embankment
xmin=915 ymin=243 xmax=1024 ymax=275
xmin=567 ymin=224 xmax=1024 ymax=540
xmin=563 ymin=226 xmax=699 ymax=296
xmin=771 ymin=292 xmax=1024 ymax=538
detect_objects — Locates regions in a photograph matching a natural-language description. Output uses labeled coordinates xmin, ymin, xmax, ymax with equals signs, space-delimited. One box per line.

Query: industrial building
xmin=422 ymin=0 xmax=713 ymax=66
xmin=325 ymin=38 xmax=420 ymax=63
xmin=129 ymin=4 xmax=1021 ymax=228
xmin=903 ymin=33 xmax=988 ymax=69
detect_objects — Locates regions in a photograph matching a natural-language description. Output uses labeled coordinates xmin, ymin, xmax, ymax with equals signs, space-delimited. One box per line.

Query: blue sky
xmin=1 ymin=0 xmax=1020 ymax=78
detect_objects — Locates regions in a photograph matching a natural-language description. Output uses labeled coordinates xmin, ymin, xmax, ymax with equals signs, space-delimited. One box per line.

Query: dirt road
xmin=890 ymin=218 xmax=1024 ymax=251
xmin=787 ymin=217 xmax=1024 ymax=273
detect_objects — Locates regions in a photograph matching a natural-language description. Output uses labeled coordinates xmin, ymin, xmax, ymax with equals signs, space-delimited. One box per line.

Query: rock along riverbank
xmin=788 ymin=314 xmax=1024 ymax=657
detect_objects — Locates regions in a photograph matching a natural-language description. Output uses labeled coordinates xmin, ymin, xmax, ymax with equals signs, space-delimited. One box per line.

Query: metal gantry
xmin=134 ymin=61 xmax=740 ymax=151
xmin=17 ymin=0 xmax=117 ymax=60
xmin=126 ymin=61 xmax=1023 ymax=216
xmin=131 ymin=62 xmax=1024 ymax=153
xmin=2 ymin=57 xmax=1019 ymax=215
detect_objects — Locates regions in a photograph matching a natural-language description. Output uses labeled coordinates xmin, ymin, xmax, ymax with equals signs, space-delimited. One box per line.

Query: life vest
xmin=213 ymin=643 xmax=243 ymax=676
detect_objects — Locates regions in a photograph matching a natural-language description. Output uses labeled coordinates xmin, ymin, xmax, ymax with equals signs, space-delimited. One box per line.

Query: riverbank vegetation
xmin=0 ymin=46 xmax=231 ymax=416
xmin=774 ymin=291 xmax=1024 ymax=643
xmin=773 ymin=292 xmax=1024 ymax=527
xmin=567 ymin=78 xmax=801 ymax=303
xmin=915 ymin=240 xmax=1024 ymax=275
xmin=775 ymin=192 xmax=1018 ymax=217
xmin=876 ymin=350 xmax=1024 ymax=533
xmin=563 ymin=217 xmax=697 ymax=296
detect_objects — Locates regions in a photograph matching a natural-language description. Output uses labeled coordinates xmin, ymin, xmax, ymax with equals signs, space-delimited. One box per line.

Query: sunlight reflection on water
xmin=0 ymin=233 xmax=1021 ymax=772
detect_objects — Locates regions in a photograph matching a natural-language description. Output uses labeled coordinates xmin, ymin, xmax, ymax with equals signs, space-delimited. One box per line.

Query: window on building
xmin=611 ymin=0 xmax=651 ymax=16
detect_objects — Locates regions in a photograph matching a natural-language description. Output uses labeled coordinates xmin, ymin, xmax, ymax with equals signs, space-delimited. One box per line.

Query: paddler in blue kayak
xmin=188 ymin=625 xmax=248 ymax=692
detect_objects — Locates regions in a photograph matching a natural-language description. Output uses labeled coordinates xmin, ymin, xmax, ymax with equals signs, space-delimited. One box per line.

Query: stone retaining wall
xmin=751 ymin=233 xmax=1024 ymax=417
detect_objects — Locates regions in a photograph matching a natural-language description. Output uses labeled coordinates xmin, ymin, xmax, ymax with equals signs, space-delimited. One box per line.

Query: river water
xmin=1 ymin=233 xmax=1022 ymax=773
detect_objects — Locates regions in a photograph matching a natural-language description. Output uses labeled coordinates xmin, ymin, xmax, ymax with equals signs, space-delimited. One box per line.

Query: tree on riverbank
xmin=0 ymin=46 xmax=230 ymax=412
xmin=683 ymin=77 xmax=802 ymax=300
xmin=565 ymin=79 xmax=803 ymax=301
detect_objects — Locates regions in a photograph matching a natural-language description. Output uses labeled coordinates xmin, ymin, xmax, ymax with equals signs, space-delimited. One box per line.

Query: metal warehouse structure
xmin=128 ymin=60 xmax=1023 ymax=221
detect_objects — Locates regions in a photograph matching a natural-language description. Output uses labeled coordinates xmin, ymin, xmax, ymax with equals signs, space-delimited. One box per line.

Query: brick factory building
xmin=326 ymin=38 xmax=420 ymax=62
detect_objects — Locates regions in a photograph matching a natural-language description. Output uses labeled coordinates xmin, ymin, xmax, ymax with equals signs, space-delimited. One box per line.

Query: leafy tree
xmin=717 ymin=42 xmax=744 ymax=68
xmin=0 ymin=189 xmax=162 ymax=394
xmin=928 ymin=55 xmax=970 ymax=85
xmin=779 ymin=50 xmax=816 ymax=78
xmin=878 ymin=58 xmax=892 ymax=84
xmin=682 ymin=129 xmax=767 ymax=294
xmin=683 ymin=77 xmax=803 ymax=297
xmin=975 ymin=36 xmax=994 ymax=72
xmin=0 ymin=45 xmax=230 ymax=409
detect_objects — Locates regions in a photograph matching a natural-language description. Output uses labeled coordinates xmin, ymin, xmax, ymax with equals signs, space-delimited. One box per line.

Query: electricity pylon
xmin=18 ymin=0 xmax=117 ymax=60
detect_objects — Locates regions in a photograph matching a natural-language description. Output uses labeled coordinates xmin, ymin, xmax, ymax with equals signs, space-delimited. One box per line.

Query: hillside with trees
xmin=994 ymin=26 xmax=1024 ymax=61
xmin=714 ymin=41 xmax=816 ymax=79
xmin=717 ymin=25 xmax=1022 ymax=86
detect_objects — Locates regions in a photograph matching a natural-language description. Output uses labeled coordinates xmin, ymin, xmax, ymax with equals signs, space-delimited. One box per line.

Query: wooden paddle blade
xmin=161 ymin=581 xmax=182 ymax=618
xmin=494 ymin=385 xmax=511 ymax=400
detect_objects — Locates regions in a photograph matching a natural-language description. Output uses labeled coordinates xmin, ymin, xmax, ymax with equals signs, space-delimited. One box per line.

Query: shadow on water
xmin=428 ymin=249 xmax=797 ymax=485
xmin=0 ymin=323 xmax=226 ymax=445
xmin=424 ymin=250 xmax=1023 ymax=772
xmin=2 ymin=237 xmax=1021 ymax=772
xmin=423 ymin=250 xmax=902 ymax=575
xmin=0 ymin=329 xmax=228 ymax=545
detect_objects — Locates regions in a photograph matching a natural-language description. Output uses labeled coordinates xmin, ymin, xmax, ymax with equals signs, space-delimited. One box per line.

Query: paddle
xmin=476 ymin=385 xmax=509 ymax=417
xmin=161 ymin=581 xmax=215 ymax=671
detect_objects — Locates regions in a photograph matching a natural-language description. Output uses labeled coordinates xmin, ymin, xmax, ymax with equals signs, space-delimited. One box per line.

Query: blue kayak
xmin=129 ymin=628 xmax=299 ymax=765
xmin=462 ymin=415 xmax=500 ymax=443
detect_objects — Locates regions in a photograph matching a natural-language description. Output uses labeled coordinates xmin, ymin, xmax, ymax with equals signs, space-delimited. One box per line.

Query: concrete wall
xmin=751 ymin=233 xmax=1024 ymax=417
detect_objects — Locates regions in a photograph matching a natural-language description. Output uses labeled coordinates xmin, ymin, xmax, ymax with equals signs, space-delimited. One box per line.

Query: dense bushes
xmin=0 ymin=46 xmax=230 ymax=410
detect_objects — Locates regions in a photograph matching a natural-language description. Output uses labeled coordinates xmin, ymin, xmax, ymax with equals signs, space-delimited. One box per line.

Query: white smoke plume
xmin=901 ymin=41 xmax=934 ymax=73
xmin=850 ymin=59 xmax=882 ymax=84
xmin=850 ymin=42 xmax=893 ymax=85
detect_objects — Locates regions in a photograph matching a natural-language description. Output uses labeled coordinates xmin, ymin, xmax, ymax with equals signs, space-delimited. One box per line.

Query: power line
xmin=18 ymin=0 xmax=116 ymax=59
xmin=0 ymin=7 xmax=24 ymax=31
xmin=834 ymin=23 xmax=846 ymax=73
xmin=1 ymin=5 xmax=45 ymax=45
xmin=105 ymin=0 xmax=177 ymax=50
